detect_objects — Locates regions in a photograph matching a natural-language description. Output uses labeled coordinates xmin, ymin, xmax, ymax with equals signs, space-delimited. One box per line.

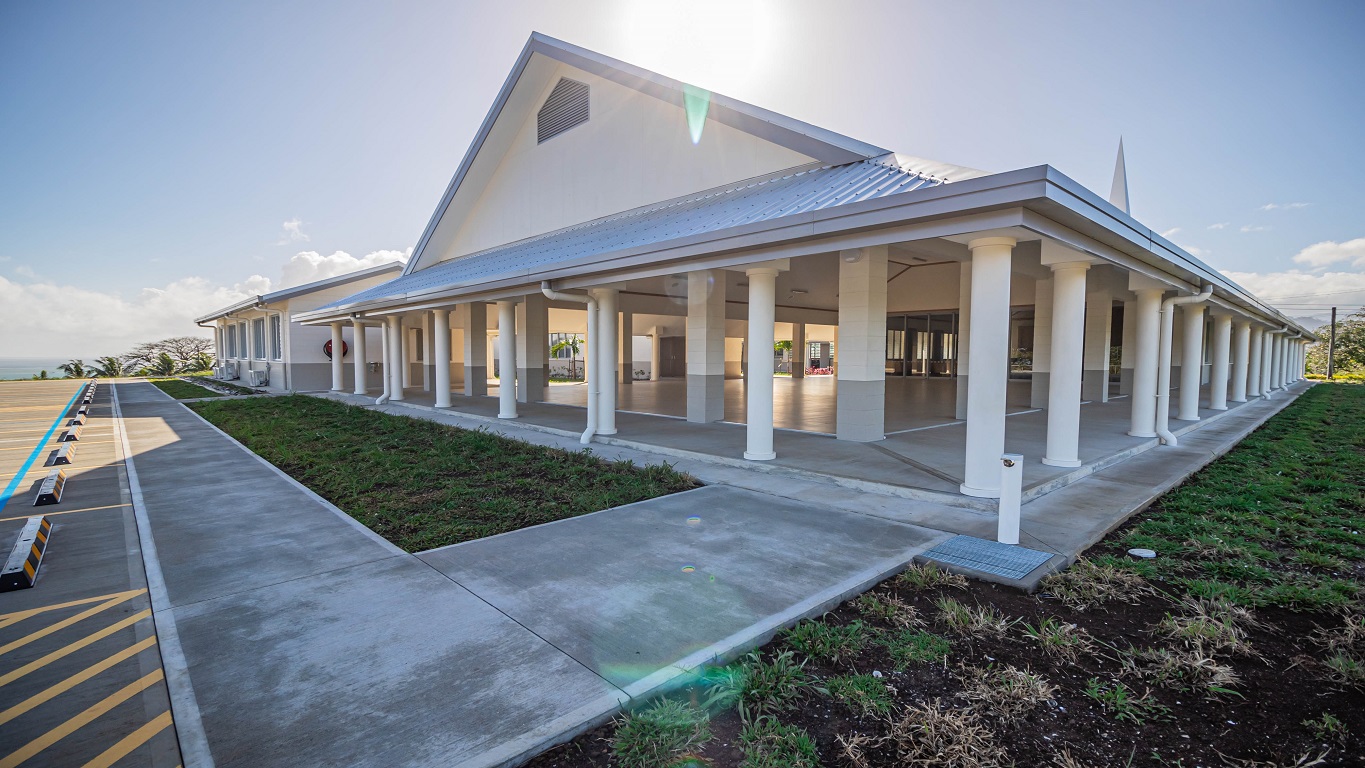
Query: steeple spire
xmin=1109 ymin=137 xmax=1130 ymax=214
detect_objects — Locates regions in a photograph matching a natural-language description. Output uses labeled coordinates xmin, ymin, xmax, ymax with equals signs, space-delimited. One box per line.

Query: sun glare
xmin=615 ymin=0 xmax=777 ymax=98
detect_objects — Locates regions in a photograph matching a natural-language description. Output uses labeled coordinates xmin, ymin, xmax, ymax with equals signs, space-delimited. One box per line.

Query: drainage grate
xmin=921 ymin=535 xmax=1055 ymax=580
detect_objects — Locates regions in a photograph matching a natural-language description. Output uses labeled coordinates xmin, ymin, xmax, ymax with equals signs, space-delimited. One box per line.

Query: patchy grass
xmin=149 ymin=377 xmax=223 ymax=399
xmin=610 ymin=700 xmax=711 ymax=768
xmin=188 ymin=395 xmax=698 ymax=551
xmin=527 ymin=384 xmax=1365 ymax=767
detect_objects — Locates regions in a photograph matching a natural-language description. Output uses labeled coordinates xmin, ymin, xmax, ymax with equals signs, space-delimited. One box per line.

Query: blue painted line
xmin=0 ymin=384 xmax=86 ymax=514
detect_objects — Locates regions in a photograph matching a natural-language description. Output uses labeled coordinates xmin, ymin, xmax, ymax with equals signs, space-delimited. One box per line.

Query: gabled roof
xmin=302 ymin=155 xmax=966 ymax=316
xmin=195 ymin=262 xmax=404 ymax=324
xmin=401 ymin=32 xmax=903 ymax=278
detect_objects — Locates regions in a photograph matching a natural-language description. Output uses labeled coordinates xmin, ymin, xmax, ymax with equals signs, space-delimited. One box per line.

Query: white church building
xmin=276 ymin=33 xmax=1311 ymax=499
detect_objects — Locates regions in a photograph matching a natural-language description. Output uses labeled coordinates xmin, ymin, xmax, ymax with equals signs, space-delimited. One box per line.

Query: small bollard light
xmin=997 ymin=453 xmax=1023 ymax=545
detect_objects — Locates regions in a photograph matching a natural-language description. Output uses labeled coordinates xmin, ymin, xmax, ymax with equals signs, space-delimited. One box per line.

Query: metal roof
xmin=195 ymin=262 xmax=404 ymax=324
xmin=312 ymin=157 xmax=951 ymax=313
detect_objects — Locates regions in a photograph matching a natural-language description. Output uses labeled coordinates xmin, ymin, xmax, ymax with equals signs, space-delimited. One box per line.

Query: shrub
xmin=611 ymin=699 xmax=711 ymax=768
xmin=739 ymin=718 xmax=819 ymax=768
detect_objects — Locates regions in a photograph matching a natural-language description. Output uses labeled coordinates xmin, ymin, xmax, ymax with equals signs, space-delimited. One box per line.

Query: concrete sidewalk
xmin=113 ymin=381 xmax=945 ymax=767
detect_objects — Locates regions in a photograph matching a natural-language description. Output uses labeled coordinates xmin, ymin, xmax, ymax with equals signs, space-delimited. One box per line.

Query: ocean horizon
xmin=0 ymin=357 xmax=85 ymax=380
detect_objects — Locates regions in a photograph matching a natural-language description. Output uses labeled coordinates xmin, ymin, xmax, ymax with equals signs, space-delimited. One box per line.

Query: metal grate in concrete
xmin=921 ymin=535 xmax=1054 ymax=580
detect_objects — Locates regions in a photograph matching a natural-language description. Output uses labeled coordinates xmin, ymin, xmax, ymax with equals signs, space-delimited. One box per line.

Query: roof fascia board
xmin=195 ymin=297 xmax=262 ymax=324
xmin=260 ymin=263 xmax=403 ymax=305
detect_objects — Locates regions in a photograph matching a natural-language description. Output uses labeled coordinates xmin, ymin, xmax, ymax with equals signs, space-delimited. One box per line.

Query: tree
xmin=551 ymin=336 xmax=583 ymax=380
xmin=124 ymin=336 xmax=214 ymax=371
xmin=91 ymin=356 xmax=130 ymax=378
xmin=1308 ymin=310 xmax=1365 ymax=375
xmin=57 ymin=359 xmax=87 ymax=378
xmin=186 ymin=351 xmax=213 ymax=372
xmin=149 ymin=352 xmax=179 ymax=377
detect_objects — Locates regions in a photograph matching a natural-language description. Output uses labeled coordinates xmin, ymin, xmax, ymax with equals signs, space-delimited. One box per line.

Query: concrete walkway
xmin=113 ymin=381 xmax=945 ymax=767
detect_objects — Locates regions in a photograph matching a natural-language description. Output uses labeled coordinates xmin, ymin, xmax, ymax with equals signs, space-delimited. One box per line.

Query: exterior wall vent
xmin=537 ymin=78 xmax=590 ymax=144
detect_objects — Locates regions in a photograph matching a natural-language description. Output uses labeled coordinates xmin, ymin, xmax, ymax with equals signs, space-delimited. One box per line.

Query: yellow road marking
xmin=80 ymin=710 xmax=174 ymax=768
xmin=0 ymin=609 xmax=151 ymax=687
xmin=0 ymin=589 xmax=144 ymax=625
xmin=0 ymin=669 xmax=164 ymax=768
xmin=0 ymin=636 xmax=157 ymax=726
xmin=0 ymin=592 xmax=143 ymax=657
xmin=0 ymin=504 xmax=130 ymax=524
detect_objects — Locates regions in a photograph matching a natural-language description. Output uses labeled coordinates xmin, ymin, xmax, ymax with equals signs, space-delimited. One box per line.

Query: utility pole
xmin=1328 ymin=307 xmax=1337 ymax=380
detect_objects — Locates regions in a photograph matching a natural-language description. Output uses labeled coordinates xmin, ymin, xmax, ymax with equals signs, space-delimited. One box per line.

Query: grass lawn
xmin=188 ymin=395 xmax=699 ymax=551
xmin=149 ymin=377 xmax=224 ymax=399
xmin=529 ymin=383 xmax=1365 ymax=768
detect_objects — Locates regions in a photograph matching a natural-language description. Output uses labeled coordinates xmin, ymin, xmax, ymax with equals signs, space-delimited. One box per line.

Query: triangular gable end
xmin=407 ymin=33 xmax=888 ymax=273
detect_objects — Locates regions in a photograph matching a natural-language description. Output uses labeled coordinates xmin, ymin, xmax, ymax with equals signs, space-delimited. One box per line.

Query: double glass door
xmin=886 ymin=313 xmax=957 ymax=377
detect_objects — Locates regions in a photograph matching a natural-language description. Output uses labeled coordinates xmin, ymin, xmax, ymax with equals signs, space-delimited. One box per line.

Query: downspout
xmin=542 ymin=281 xmax=599 ymax=444
xmin=1155 ymin=285 xmax=1213 ymax=446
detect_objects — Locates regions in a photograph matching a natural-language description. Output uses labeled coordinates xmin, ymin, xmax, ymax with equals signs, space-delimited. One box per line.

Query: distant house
xmin=287 ymin=33 xmax=1312 ymax=499
xmin=197 ymin=263 xmax=402 ymax=392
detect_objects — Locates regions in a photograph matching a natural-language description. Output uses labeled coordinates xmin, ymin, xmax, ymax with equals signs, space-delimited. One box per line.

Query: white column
xmin=1127 ymin=287 xmax=1163 ymax=437
xmin=792 ymin=323 xmax=806 ymax=379
xmin=462 ymin=303 xmax=488 ymax=397
xmin=1247 ymin=325 xmax=1263 ymax=397
xmin=516 ymin=294 xmax=548 ymax=404
xmin=1030 ymin=277 xmax=1053 ymax=409
xmin=351 ymin=319 xmax=368 ymax=395
xmin=377 ymin=318 xmax=389 ymax=399
xmin=961 ymin=237 xmax=1014 ymax=498
xmin=649 ymin=327 xmax=662 ymax=381
xmin=1230 ymin=321 xmax=1250 ymax=403
xmin=1119 ymin=299 xmax=1137 ymax=395
xmin=1177 ymin=304 xmax=1205 ymax=420
xmin=433 ymin=309 xmax=452 ymax=408
xmin=745 ymin=267 xmax=779 ymax=460
xmin=619 ymin=310 xmax=633 ymax=387
xmin=422 ymin=314 xmax=433 ymax=391
xmin=686 ymin=270 xmax=725 ymax=423
xmin=593 ymin=288 xmax=619 ymax=434
xmin=387 ymin=316 xmax=405 ymax=401
xmin=497 ymin=300 xmax=517 ymax=418
xmin=1209 ymin=314 xmax=1232 ymax=410
xmin=329 ymin=322 xmax=345 ymax=391
xmin=1082 ymin=287 xmax=1113 ymax=402
xmin=1260 ymin=331 xmax=1274 ymax=395
xmin=1043 ymin=262 xmax=1089 ymax=467
xmin=1270 ymin=334 xmax=1282 ymax=390
xmin=836 ymin=246 xmax=889 ymax=442
xmin=399 ymin=319 xmax=411 ymax=390
xmin=954 ymin=261 xmax=972 ymax=420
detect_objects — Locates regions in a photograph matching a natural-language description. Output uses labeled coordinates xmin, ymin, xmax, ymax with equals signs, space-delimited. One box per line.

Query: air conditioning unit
xmin=218 ymin=362 xmax=239 ymax=380
xmin=246 ymin=369 xmax=268 ymax=387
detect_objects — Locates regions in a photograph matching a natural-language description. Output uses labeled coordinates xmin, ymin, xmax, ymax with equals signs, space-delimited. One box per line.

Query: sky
xmin=2 ymin=0 xmax=1363 ymax=358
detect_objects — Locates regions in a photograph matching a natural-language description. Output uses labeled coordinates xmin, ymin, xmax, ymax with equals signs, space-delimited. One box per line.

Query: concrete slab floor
xmin=112 ymin=380 xmax=948 ymax=767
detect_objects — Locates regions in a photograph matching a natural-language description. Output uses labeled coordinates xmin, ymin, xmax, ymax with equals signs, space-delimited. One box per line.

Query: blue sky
xmin=2 ymin=0 xmax=1363 ymax=356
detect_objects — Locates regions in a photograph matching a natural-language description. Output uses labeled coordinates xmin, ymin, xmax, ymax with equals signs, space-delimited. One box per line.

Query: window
xmin=413 ymin=329 xmax=424 ymax=362
xmin=549 ymin=333 xmax=583 ymax=359
xmin=252 ymin=318 xmax=266 ymax=360
xmin=239 ymin=322 xmax=248 ymax=358
xmin=886 ymin=329 xmax=904 ymax=360
xmin=226 ymin=325 xmax=237 ymax=358
xmin=537 ymin=78 xmax=590 ymax=143
xmin=269 ymin=316 xmax=283 ymax=361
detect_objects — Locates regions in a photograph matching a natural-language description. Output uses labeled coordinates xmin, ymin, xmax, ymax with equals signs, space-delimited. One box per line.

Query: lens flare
xmin=683 ymin=84 xmax=710 ymax=144
xmin=686 ymin=515 xmax=701 ymax=526
xmin=681 ymin=564 xmax=696 ymax=573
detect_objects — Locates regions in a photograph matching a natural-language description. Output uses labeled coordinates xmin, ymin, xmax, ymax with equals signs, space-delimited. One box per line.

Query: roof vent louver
xmin=537 ymin=78 xmax=590 ymax=144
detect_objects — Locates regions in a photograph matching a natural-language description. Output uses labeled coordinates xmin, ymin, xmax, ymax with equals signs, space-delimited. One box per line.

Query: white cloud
xmin=1292 ymin=237 xmax=1365 ymax=269
xmin=14 ymin=265 xmax=38 ymax=279
xmin=1172 ymin=241 xmax=1210 ymax=258
xmin=278 ymin=249 xmax=409 ymax=289
xmin=1259 ymin=202 xmax=1309 ymax=211
xmin=276 ymin=218 xmax=310 ymax=245
xmin=1240 ymin=225 xmax=1268 ymax=233
xmin=0 ymin=274 xmax=264 ymax=358
xmin=0 ymin=248 xmax=408 ymax=359
xmin=1221 ymin=268 xmax=1365 ymax=315
xmin=1208 ymin=222 xmax=1229 ymax=230
xmin=1160 ymin=227 xmax=1182 ymax=238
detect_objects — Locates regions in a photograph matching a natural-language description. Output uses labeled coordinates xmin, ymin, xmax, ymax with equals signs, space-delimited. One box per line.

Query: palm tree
xmin=551 ymin=336 xmax=583 ymax=380
xmin=57 ymin=359 xmax=86 ymax=378
xmin=91 ymin=356 xmax=130 ymax=378
xmin=149 ymin=352 xmax=178 ymax=377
